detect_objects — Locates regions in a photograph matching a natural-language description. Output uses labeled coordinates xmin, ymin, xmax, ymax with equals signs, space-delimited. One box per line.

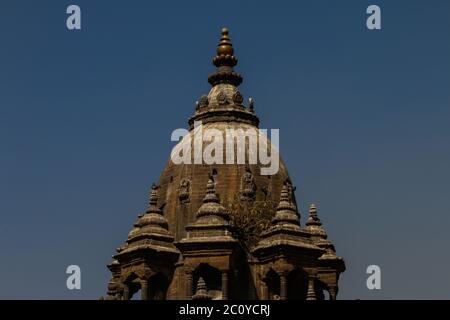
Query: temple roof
xmin=113 ymin=27 xmax=341 ymax=261
xmin=104 ymin=27 xmax=346 ymax=300
xmin=115 ymin=184 xmax=179 ymax=257
xmin=178 ymin=176 xmax=238 ymax=245
xmin=305 ymin=204 xmax=345 ymax=265
xmin=252 ymin=182 xmax=323 ymax=255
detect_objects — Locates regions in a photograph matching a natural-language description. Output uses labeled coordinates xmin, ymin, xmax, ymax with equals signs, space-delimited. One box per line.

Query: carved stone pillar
xmin=279 ymin=273 xmax=287 ymax=300
xmin=141 ymin=280 xmax=148 ymax=300
xmin=186 ymin=271 xmax=193 ymax=300
xmin=306 ymin=276 xmax=316 ymax=301
xmin=328 ymin=286 xmax=337 ymax=300
xmin=261 ymin=281 xmax=269 ymax=300
xmin=123 ymin=284 xmax=130 ymax=300
xmin=221 ymin=271 xmax=229 ymax=300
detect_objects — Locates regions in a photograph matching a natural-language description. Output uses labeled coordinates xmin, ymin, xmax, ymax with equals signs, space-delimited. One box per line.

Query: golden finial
xmin=217 ymin=27 xmax=234 ymax=56
xmin=209 ymin=27 xmax=241 ymax=86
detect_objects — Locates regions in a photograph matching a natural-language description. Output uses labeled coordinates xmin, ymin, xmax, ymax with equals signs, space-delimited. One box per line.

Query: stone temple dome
xmin=103 ymin=28 xmax=345 ymax=301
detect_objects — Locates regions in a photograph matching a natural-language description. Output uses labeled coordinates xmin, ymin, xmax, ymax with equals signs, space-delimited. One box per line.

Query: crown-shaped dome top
xmin=189 ymin=28 xmax=259 ymax=129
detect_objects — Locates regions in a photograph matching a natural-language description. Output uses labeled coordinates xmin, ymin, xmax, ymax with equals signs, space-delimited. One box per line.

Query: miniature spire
xmin=306 ymin=203 xmax=336 ymax=254
xmin=192 ymin=277 xmax=211 ymax=300
xmin=272 ymin=182 xmax=300 ymax=226
xmin=180 ymin=175 xmax=236 ymax=244
xmin=145 ymin=183 xmax=160 ymax=214
xmin=120 ymin=182 xmax=179 ymax=257
xmin=304 ymin=204 xmax=343 ymax=262
xmin=195 ymin=176 xmax=230 ymax=220
xmin=305 ymin=203 xmax=326 ymax=239
xmin=248 ymin=97 xmax=254 ymax=112
xmin=133 ymin=183 xmax=169 ymax=232
xmin=203 ymin=175 xmax=220 ymax=204
xmin=306 ymin=203 xmax=322 ymax=227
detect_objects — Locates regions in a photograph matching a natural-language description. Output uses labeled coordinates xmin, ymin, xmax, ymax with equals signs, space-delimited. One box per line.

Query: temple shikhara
xmin=103 ymin=28 xmax=345 ymax=300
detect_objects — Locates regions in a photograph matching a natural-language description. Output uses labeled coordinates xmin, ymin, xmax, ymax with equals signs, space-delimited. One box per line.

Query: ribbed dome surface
xmin=158 ymin=122 xmax=293 ymax=241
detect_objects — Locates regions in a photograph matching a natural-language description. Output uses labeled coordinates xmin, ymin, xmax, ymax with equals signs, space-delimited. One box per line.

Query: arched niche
xmin=264 ymin=269 xmax=280 ymax=300
xmin=148 ymin=273 xmax=169 ymax=300
xmin=193 ymin=264 xmax=222 ymax=300
xmin=286 ymin=268 xmax=308 ymax=300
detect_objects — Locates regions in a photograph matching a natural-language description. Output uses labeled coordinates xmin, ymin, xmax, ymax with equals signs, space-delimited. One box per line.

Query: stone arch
xmin=287 ymin=268 xmax=308 ymax=300
xmin=148 ymin=273 xmax=170 ymax=300
xmin=264 ymin=268 xmax=281 ymax=300
xmin=122 ymin=272 xmax=142 ymax=300
xmin=121 ymin=267 xmax=169 ymax=300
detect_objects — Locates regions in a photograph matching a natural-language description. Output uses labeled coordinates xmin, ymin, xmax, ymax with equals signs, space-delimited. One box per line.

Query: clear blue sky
xmin=0 ymin=0 xmax=449 ymax=299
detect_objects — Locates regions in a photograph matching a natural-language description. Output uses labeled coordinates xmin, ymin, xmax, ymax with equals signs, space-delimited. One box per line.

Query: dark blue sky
xmin=0 ymin=0 xmax=449 ymax=299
